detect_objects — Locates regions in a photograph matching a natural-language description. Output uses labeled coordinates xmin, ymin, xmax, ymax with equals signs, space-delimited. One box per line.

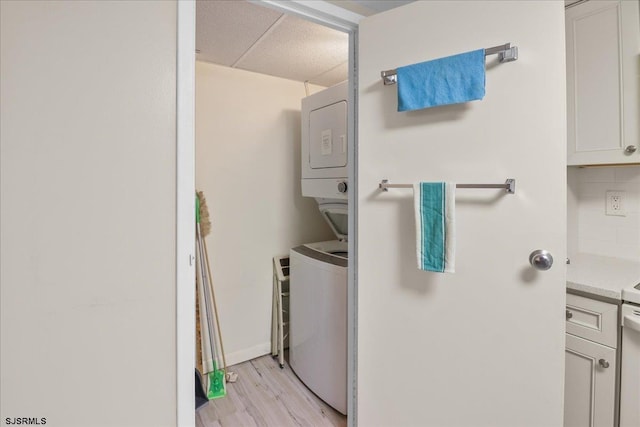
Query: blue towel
xmin=414 ymin=182 xmax=456 ymax=273
xmin=397 ymin=49 xmax=485 ymax=112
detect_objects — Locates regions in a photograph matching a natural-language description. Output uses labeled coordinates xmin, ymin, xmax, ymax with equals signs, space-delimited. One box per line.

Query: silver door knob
xmin=625 ymin=145 xmax=637 ymax=154
xmin=529 ymin=250 xmax=553 ymax=271
xmin=599 ymin=359 xmax=610 ymax=368
xmin=566 ymin=310 xmax=573 ymax=320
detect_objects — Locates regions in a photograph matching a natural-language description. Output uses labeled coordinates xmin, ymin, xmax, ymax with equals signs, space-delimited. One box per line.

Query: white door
xmin=357 ymin=2 xmax=566 ymax=426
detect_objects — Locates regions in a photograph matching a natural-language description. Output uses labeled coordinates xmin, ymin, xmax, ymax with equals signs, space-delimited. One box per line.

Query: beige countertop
xmin=566 ymin=253 xmax=640 ymax=301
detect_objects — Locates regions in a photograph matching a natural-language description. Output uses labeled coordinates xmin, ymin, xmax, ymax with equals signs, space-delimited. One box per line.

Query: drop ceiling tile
xmin=309 ymin=61 xmax=349 ymax=87
xmin=234 ymin=14 xmax=348 ymax=83
xmin=196 ymin=0 xmax=283 ymax=66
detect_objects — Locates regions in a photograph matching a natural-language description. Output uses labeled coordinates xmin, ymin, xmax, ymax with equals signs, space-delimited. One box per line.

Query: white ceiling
xmin=195 ymin=0 xmax=412 ymax=87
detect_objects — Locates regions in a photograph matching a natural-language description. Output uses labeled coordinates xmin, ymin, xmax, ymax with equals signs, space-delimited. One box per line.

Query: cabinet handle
xmin=599 ymin=359 xmax=610 ymax=368
xmin=566 ymin=310 xmax=573 ymax=320
xmin=625 ymin=145 xmax=637 ymax=154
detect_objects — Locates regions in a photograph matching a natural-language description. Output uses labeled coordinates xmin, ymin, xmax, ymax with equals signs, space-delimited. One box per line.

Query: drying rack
xmin=271 ymin=255 xmax=290 ymax=368
xmin=379 ymin=179 xmax=516 ymax=194
xmin=380 ymin=42 xmax=518 ymax=85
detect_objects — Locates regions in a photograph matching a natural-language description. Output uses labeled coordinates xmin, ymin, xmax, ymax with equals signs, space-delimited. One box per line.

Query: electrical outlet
xmin=606 ymin=191 xmax=626 ymax=216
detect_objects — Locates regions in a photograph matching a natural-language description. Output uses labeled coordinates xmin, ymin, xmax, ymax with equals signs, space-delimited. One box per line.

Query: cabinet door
xmin=565 ymin=334 xmax=617 ymax=427
xmin=566 ymin=0 xmax=640 ymax=165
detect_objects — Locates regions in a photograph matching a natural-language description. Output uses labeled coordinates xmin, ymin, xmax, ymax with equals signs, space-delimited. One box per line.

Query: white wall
xmin=195 ymin=61 xmax=335 ymax=365
xmin=568 ymin=165 xmax=640 ymax=261
xmin=1 ymin=2 xmax=178 ymax=426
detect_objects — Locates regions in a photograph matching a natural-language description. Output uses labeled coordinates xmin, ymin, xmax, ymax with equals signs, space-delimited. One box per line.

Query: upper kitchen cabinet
xmin=566 ymin=0 xmax=640 ymax=166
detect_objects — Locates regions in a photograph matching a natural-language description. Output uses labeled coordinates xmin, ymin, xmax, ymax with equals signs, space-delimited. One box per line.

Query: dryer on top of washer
xmin=301 ymin=81 xmax=348 ymax=200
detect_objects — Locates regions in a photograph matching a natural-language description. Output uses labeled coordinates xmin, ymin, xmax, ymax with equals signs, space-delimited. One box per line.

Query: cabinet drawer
xmin=566 ymin=293 xmax=618 ymax=348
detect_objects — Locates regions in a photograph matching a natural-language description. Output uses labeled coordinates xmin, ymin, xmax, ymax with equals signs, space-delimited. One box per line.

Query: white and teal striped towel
xmin=413 ymin=182 xmax=456 ymax=273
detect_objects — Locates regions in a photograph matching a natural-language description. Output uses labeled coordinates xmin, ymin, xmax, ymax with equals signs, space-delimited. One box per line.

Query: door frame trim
xmin=250 ymin=0 xmax=362 ymax=31
xmin=176 ymin=1 xmax=196 ymax=426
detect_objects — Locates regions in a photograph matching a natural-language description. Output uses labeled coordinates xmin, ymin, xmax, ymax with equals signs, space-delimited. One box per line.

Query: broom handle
xmin=202 ymin=238 xmax=228 ymax=372
xmin=194 ymin=266 xmax=205 ymax=375
xmin=197 ymin=225 xmax=217 ymax=372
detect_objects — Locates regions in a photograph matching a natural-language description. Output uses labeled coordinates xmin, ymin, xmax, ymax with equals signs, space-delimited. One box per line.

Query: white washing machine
xmin=290 ymin=203 xmax=348 ymax=415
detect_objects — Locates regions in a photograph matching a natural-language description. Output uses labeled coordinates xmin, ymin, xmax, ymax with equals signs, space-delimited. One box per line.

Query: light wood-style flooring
xmin=196 ymin=355 xmax=347 ymax=427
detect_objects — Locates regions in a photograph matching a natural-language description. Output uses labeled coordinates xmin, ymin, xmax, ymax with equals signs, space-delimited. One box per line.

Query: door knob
xmin=599 ymin=359 xmax=610 ymax=368
xmin=529 ymin=250 xmax=553 ymax=271
xmin=566 ymin=310 xmax=573 ymax=320
xmin=625 ymin=145 xmax=637 ymax=154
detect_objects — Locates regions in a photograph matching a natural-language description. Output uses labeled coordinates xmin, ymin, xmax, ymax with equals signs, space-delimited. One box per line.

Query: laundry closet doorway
xmin=181 ymin=1 xmax=360 ymax=425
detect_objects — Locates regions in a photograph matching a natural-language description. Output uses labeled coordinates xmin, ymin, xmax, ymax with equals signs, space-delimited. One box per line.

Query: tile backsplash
xmin=568 ymin=165 xmax=640 ymax=261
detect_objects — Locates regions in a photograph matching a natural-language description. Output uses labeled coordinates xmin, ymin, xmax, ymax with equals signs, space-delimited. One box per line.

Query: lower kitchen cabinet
xmin=565 ymin=334 xmax=617 ymax=427
xmin=565 ymin=293 xmax=619 ymax=427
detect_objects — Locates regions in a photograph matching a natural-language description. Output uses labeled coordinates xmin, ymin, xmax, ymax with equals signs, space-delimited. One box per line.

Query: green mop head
xmin=207 ymin=364 xmax=226 ymax=400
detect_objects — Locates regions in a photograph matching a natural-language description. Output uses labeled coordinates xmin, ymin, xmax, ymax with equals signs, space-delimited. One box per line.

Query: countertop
xmin=566 ymin=253 xmax=640 ymax=301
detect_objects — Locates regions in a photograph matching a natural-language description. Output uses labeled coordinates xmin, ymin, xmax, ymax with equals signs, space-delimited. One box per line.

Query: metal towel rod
xmin=380 ymin=42 xmax=518 ymax=85
xmin=379 ymin=179 xmax=516 ymax=194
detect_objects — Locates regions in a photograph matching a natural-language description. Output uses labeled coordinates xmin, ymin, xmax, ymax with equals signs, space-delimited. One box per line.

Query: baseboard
xmin=224 ymin=342 xmax=272 ymax=367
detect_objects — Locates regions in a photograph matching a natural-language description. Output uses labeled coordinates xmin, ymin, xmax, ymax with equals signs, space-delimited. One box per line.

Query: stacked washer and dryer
xmin=289 ymin=81 xmax=348 ymax=415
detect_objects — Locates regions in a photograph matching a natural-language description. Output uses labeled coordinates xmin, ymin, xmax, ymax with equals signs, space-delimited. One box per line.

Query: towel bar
xmin=381 ymin=43 xmax=518 ymax=85
xmin=379 ymin=179 xmax=516 ymax=194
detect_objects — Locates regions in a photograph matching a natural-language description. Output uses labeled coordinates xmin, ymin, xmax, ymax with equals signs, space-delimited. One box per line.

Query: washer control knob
xmin=337 ymin=181 xmax=348 ymax=193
